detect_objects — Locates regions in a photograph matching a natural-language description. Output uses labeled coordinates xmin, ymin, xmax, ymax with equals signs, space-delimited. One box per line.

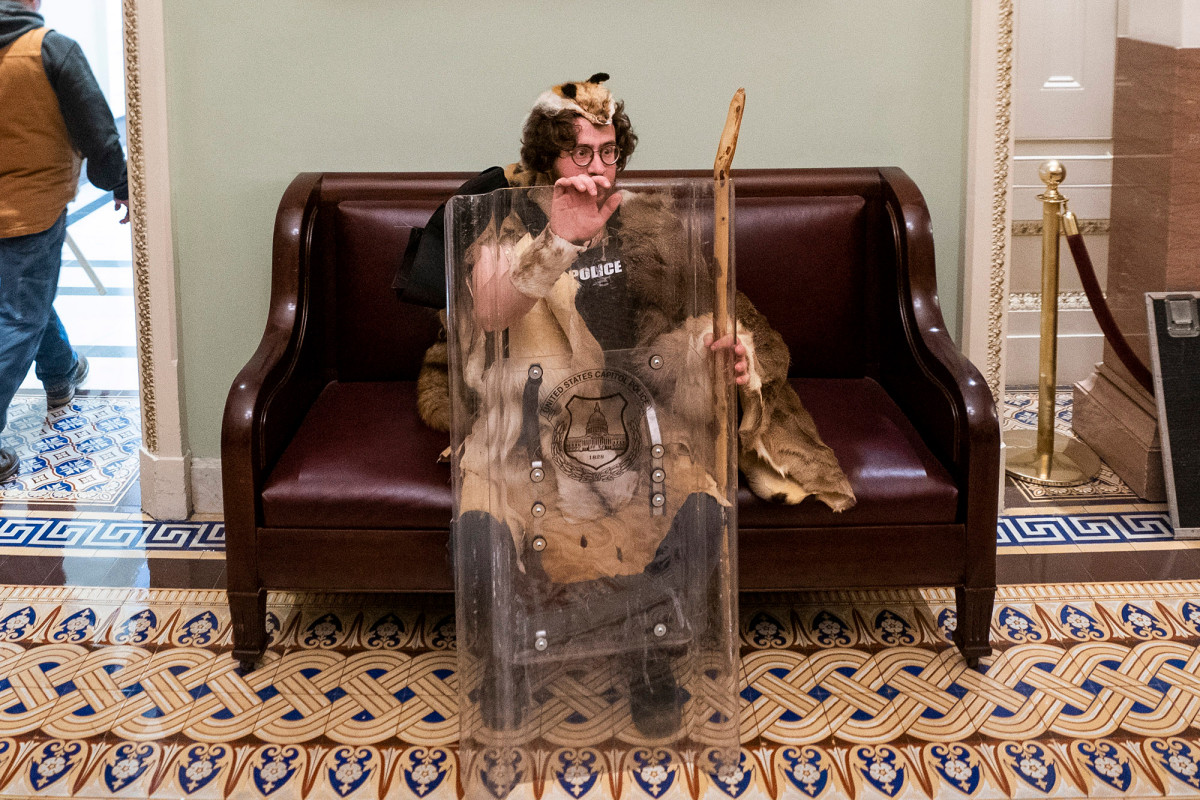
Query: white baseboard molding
xmin=998 ymin=441 xmax=1008 ymax=513
xmin=139 ymin=448 xmax=192 ymax=520
xmin=190 ymin=457 xmax=224 ymax=516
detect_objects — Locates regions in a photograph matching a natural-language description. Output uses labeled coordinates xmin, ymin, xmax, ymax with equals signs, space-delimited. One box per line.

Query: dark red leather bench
xmin=222 ymin=168 xmax=999 ymax=669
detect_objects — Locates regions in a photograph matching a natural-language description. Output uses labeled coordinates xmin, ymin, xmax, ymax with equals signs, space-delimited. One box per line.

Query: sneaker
xmin=0 ymin=448 xmax=17 ymax=483
xmin=628 ymin=651 xmax=682 ymax=738
xmin=46 ymin=355 xmax=89 ymax=409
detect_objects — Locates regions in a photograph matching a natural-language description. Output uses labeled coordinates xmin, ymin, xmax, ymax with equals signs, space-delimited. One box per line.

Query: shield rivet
xmin=653 ymin=623 xmax=667 ymax=637
xmin=531 ymin=502 xmax=546 ymax=518
xmin=532 ymin=536 xmax=547 ymax=551
xmin=649 ymin=355 xmax=664 ymax=370
xmin=530 ymin=467 xmax=545 ymax=483
xmin=528 ymin=365 xmax=542 ymax=380
xmin=652 ymin=445 xmax=665 ymax=459
xmin=534 ymin=635 xmax=548 ymax=651
xmin=651 ymin=493 xmax=666 ymax=507
xmin=652 ymin=468 xmax=665 ymax=483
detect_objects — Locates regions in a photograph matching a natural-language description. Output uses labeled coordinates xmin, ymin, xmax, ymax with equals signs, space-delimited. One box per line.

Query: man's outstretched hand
xmin=705 ymin=332 xmax=749 ymax=385
xmin=114 ymin=199 xmax=130 ymax=224
xmin=549 ymin=175 xmax=621 ymax=245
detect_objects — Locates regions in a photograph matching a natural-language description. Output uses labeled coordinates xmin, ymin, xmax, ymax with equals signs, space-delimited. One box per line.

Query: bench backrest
xmin=309 ymin=169 xmax=894 ymax=382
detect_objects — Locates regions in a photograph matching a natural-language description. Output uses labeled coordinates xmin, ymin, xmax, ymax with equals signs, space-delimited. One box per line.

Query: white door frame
xmin=122 ymin=0 xmax=191 ymax=519
xmin=962 ymin=0 xmax=1015 ymax=404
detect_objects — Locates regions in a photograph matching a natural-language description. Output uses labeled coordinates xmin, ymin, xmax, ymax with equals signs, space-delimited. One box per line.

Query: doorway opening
xmin=1 ymin=0 xmax=141 ymax=514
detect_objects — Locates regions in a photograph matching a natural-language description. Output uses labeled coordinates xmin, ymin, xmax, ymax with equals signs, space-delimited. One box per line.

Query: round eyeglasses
xmin=566 ymin=143 xmax=620 ymax=167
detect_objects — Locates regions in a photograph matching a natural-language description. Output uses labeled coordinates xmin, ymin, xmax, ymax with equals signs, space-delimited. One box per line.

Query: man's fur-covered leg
xmin=417 ymin=286 xmax=856 ymax=511
xmin=417 ymin=310 xmax=452 ymax=433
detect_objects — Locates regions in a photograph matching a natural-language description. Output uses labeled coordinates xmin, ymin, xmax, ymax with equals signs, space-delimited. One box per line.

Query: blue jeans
xmin=0 ymin=212 xmax=78 ymax=438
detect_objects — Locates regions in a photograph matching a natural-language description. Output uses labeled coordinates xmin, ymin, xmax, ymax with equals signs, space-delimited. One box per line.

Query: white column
xmin=124 ymin=0 xmax=191 ymax=519
xmin=963 ymin=0 xmax=1015 ymax=505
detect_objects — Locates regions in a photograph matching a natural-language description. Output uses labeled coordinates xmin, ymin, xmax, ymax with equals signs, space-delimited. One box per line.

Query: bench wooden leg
xmin=230 ymin=589 xmax=266 ymax=671
xmin=954 ymin=585 xmax=995 ymax=668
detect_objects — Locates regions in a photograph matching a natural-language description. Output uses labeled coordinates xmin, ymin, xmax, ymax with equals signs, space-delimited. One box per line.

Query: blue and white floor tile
xmin=1002 ymin=391 xmax=1142 ymax=509
xmin=0 ymin=393 xmax=141 ymax=512
xmin=0 ymin=516 xmax=223 ymax=555
xmin=997 ymin=513 xmax=1173 ymax=547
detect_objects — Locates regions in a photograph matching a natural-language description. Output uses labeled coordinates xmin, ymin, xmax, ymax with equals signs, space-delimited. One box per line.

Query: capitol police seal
xmin=540 ymin=367 xmax=652 ymax=483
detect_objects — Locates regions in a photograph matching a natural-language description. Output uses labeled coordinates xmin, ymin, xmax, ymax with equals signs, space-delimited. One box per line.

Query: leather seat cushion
xmin=262 ymin=381 xmax=452 ymax=529
xmin=261 ymin=377 xmax=957 ymax=531
xmin=737 ymin=378 xmax=959 ymax=527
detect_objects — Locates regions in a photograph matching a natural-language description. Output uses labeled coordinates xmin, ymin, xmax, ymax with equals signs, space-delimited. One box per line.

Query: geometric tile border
xmin=1006 ymin=465 xmax=1139 ymax=507
xmin=0 ymin=511 xmax=1175 ymax=557
xmin=0 ymin=517 xmax=224 ymax=552
xmin=998 ymin=512 xmax=1174 ymax=546
xmin=0 ymin=393 xmax=140 ymax=508
xmin=5 ymin=583 xmax=1200 ymax=798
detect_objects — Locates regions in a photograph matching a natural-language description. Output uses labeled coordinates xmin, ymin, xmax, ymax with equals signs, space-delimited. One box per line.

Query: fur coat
xmin=421 ymin=170 xmax=855 ymax=581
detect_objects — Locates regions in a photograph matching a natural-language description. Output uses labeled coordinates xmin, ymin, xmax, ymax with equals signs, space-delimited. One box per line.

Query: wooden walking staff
xmin=713 ymin=89 xmax=745 ymax=487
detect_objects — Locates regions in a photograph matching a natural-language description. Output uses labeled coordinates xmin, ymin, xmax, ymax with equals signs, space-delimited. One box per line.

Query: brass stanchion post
xmin=1005 ymin=160 xmax=1101 ymax=486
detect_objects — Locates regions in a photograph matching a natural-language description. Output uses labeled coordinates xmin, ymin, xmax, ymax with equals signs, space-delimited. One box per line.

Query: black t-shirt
xmin=392 ymin=166 xmax=508 ymax=309
xmin=395 ymin=169 xmax=638 ymax=350
xmin=570 ymin=233 xmax=636 ymax=351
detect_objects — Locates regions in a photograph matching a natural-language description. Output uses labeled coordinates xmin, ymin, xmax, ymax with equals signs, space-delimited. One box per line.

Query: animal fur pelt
xmin=530 ymin=72 xmax=616 ymax=126
xmin=418 ymin=180 xmax=856 ymax=512
xmin=416 ymin=310 xmax=451 ymax=432
xmin=735 ymin=294 xmax=856 ymax=511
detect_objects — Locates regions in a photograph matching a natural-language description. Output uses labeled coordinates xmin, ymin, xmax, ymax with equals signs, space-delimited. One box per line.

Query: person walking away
xmin=0 ymin=0 xmax=129 ymax=483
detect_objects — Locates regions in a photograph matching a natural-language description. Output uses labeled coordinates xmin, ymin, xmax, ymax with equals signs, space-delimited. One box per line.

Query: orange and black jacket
xmin=0 ymin=0 xmax=127 ymax=237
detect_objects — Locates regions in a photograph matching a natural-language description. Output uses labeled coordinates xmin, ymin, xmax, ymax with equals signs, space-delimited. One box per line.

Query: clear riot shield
xmin=446 ymin=178 xmax=739 ymax=798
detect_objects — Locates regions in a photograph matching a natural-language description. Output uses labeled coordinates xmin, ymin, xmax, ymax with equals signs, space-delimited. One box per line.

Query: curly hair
xmin=520 ymin=100 xmax=638 ymax=175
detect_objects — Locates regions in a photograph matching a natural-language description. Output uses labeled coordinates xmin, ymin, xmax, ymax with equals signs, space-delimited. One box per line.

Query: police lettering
xmin=569 ymin=260 xmax=622 ymax=281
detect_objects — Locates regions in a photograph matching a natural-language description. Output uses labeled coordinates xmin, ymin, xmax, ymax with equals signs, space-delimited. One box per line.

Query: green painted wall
xmin=164 ymin=0 xmax=972 ymax=458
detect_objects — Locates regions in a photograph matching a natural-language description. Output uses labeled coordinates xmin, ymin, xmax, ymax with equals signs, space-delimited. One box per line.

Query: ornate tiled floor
xmin=0 ymin=511 xmax=1176 ymax=559
xmin=1 ymin=389 xmax=1194 ymax=798
xmin=5 ymin=583 xmax=1200 ymax=798
xmin=1001 ymin=391 xmax=1141 ymax=509
xmin=0 ymin=392 xmax=141 ymax=513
